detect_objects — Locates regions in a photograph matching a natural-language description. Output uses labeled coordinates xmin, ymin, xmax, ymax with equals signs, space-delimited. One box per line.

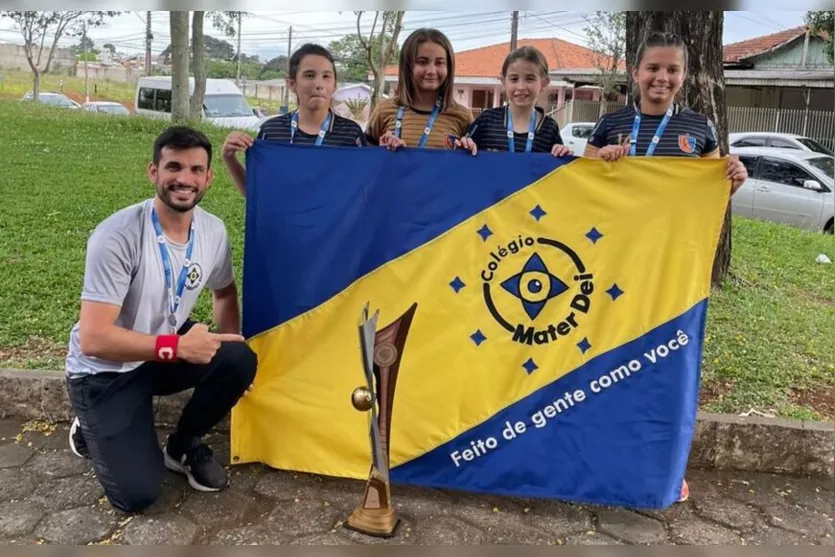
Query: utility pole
xmin=235 ymin=14 xmax=242 ymax=88
xmin=283 ymin=25 xmax=292 ymax=107
xmin=83 ymin=22 xmax=89 ymax=103
xmin=510 ymin=11 xmax=519 ymax=52
xmin=145 ymin=11 xmax=152 ymax=75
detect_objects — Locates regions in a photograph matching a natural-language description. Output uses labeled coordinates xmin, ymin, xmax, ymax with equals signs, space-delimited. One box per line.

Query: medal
xmin=151 ymin=206 xmax=195 ymax=336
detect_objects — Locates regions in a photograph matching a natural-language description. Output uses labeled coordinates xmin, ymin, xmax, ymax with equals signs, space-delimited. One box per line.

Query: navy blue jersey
xmin=257 ymin=111 xmax=366 ymax=147
xmin=467 ymin=106 xmax=564 ymax=153
xmin=587 ymin=104 xmax=719 ymax=157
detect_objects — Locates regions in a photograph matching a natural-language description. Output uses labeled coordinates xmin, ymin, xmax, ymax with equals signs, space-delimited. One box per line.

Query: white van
xmin=135 ymin=76 xmax=261 ymax=131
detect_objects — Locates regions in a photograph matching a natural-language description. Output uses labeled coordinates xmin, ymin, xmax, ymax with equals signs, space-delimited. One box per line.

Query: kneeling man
xmin=64 ymin=126 xmax=257 ymax=513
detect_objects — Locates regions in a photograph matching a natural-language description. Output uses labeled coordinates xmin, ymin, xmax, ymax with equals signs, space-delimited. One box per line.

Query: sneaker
xmin=68 ymin=417 xmax=90 ymax=459
xmin=677 ymin=478 xmax=690 ymax=503
xmin=164 ymin=437 xmax=227 ymax=492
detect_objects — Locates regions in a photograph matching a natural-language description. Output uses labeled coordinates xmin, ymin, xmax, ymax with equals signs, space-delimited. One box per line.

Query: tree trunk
xmin=32 ymin=69 xmax=41 ymax=100
xmin=190 ymin=11 xmax=206 ymax=121
xmin=169 ymin=11 xmax=191 ymax=125
xmin=235 ymin=16 xmax=242 ymax=87
xmin=377 ymin=17 xmax=387 ymax=107
xmin=626 ymin=11 xmax=731 ymax=288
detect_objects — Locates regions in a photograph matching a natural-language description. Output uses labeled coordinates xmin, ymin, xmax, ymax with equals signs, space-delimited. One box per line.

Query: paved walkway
xmin=0 ymin=418 xmax=832 ymax=545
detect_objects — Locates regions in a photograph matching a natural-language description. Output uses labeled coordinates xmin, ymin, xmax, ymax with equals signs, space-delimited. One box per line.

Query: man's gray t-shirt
xmin=65 ymin=199 xmax=234 ymax=378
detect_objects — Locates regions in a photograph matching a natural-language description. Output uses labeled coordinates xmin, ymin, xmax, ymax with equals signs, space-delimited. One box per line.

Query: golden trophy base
xmin=345 ymin=506 xmax=400 ymax=538
xmin=344 ymin=469 xmax=400 ymax=538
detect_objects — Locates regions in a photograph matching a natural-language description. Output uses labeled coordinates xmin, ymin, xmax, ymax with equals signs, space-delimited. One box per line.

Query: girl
xmin=456 ymin=46 xmax=571 ymax=158
xmin=584 ymin=32 xmax=747 ymax=191
xmin=222 ymin=43 xmax=365 ymax=195
xmin=584 ymin=31 xmax=748 ymax=504
xmin=365 ymin=28 xmax=473 ymax=150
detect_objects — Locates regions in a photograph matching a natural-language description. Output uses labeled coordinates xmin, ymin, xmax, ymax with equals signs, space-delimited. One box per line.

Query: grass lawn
xmin=0 ymin=100 xmax=832 ymax=420
xmin=0 ymin=69 xmax=287 ymax=115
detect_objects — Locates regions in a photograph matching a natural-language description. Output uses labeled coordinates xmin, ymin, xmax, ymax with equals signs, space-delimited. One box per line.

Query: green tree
xmin=258 ymin=55 xmax=288 ymax=80
xmin=582 ymin=11 xmax=626 ymax=102
xmin=0 ymin=11 xmax=118 ymax=99
xmin=329 ymin=33 xmax=400 ymax=82
xmin=210 ymin=11 xmax=248 ymax=85
xmin=160 ymin=36 xmax=236 ymax=62
xmin=354 ymin=11 xmax=405 ymax=110
xmin=73 ymin=34 xmax=95 ymax=55
xmin=806 ymin=11 xmax=834 ymax=63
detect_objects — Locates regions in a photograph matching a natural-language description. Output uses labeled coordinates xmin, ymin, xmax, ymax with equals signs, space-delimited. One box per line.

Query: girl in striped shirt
xmin=221 ymin=43 xmax=365 ymax=196
xmin=584 ymin=32 xmax=747 ymax=193
xmin=586 ymin=31 xmax=748 ymax=504
xmin=456 ymin=46 xmax=572 ymax=157
xmin=365 ymin=28 xmax=473 ymax=151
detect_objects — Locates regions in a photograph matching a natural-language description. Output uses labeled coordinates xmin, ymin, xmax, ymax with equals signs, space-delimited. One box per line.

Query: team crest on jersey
xmin=678 ymin=134 xmax=697 ymax=154
xmin=185 ymin=263 xmax=203 ymax=290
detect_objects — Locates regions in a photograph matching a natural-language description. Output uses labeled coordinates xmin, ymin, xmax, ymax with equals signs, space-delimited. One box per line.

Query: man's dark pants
xmin=66 ymin=322 xmax=257 ymax=513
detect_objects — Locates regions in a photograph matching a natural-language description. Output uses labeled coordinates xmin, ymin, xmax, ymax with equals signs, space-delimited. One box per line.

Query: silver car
xmin=730 ymin=146 xmax=834 ymax=234
xmin=729 ymin=132 xmax=832 ymax=156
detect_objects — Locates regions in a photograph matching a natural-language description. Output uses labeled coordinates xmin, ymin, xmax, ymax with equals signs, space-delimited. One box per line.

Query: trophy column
xmin=345 ymin=302 xmax=417 ymax=538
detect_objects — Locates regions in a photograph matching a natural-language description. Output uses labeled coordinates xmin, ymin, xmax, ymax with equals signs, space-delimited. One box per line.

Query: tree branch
xmin=384 ymin=11 xmax=404 ymax=66
xmin=355 ymin=11 xmax=370 ymax=52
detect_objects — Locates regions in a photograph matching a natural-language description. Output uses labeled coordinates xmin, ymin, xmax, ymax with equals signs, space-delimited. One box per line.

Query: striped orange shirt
xmin=365 ymin=99 xmax=473 ymax=150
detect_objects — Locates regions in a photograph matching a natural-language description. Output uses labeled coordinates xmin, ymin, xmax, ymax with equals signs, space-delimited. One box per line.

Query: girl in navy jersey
xmin=586 ymin=32 xmax=747 ymax=504
xmin=456 ymin=46 xmax=571 ymax=157
xmin=221 ymin=43 xmax=365 ymax=195
xmin=584 ymin=32 xmax=747 ymax=194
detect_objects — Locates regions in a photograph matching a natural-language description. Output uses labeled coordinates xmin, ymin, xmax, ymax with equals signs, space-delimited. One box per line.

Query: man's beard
xmin=157 ymin=181 xmax=205 ymax=213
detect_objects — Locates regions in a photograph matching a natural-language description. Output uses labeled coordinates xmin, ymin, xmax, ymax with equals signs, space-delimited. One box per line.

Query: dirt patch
xmin=789 ymin=385 xmax=834 ymax=420
xmin=801 ymin=290 xmax=835 ymax=306
xmin=0 ymin=338 xmax=65 ymax=368
xmin=699 ymin=379 xmax=734 ymax=408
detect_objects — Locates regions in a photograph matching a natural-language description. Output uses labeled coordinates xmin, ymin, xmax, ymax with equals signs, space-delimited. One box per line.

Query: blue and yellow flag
xmin=232 ymin=141 xmax=728 ymax=509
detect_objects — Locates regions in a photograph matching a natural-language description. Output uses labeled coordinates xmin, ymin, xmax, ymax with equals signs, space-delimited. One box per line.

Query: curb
xmin=1 ymin=368 xmax=832 ymax=478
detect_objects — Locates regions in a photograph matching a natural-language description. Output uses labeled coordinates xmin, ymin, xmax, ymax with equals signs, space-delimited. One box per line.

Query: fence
xmin=548 ymin=100 xmax=626 ymax=129
xmin=550 ymin=100 xmax=835 ymax=150
xmin=727 ymin=106 xmax=835 ymax=150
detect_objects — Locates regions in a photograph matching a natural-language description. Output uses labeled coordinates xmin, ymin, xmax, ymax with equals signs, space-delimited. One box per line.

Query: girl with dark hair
xmin=585 ymin=31 xmax=748 ymax=504
xmin=221 ymin=43 xmax=365 ymax=195
xmin=365 ymin=28 xmax=473 ymax=150
xmin=584 ymin=31 xmax=747 ymax=193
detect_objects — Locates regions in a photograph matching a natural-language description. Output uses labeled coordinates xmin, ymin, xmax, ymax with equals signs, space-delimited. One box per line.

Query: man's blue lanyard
xmin=151 ymin=207 xmax=195 ymax=333
xmin=630 ymin=104 xmax=674 ymax=156
xmin=506 ymin=107 xmax=537 ymax=153
xmin=394 ymin=98 xmax=441 ymax=149
xmin=290 ymin=110 xmax=332 ymax=146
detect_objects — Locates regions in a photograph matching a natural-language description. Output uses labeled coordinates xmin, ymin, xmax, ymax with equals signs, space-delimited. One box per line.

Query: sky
xmin=0 ymin=10 xmax=810 ymax=63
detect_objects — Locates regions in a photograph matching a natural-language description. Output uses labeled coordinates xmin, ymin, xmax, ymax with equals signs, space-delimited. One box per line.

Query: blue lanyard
xmin=630 ymin=105 xmax=674 ymax=156
xmin=151 ymin=207 xmax=195 ymax=333
xmin=394 ymin=98 xmax=441 ymax=149
xmin=290 ymin=110 xmax=332 ymax=146
xmin=506 ymin=107 xmax=537 ymax=153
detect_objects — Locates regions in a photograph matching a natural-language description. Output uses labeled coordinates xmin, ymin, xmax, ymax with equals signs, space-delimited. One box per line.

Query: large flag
xmin=232 ymin=141 xmax=728 ymax=509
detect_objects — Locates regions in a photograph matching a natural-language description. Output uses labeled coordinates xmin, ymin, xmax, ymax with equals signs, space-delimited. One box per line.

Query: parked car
xmin=729 ymin=132 xmax=832 ymax=156
xmin=560 ymin=122 xmax=596 ymax=154
xmin=730 ymin=146 xmax=834 ymax=234
xmin=22 ymin=91 xmax=79 ymax=109
xmin=81 ymin=101 xmax=130 ymax=115
xmin=134 ymin=76 xmax=261 ymax=131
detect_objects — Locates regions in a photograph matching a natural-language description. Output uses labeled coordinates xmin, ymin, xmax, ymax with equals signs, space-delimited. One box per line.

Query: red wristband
xmin=155 ymin=335 xmax=179 ymax=362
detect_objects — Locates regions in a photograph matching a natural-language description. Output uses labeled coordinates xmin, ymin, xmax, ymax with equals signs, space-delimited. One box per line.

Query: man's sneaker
xmin=68 ymin=417 xmax=90 ymax=459
xmin=163 ymin=437 xmax=227 ymax=492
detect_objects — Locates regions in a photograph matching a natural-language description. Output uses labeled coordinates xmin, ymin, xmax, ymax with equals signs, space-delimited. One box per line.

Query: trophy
xmin=345 ymin=302 xmax=418 ymax=538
